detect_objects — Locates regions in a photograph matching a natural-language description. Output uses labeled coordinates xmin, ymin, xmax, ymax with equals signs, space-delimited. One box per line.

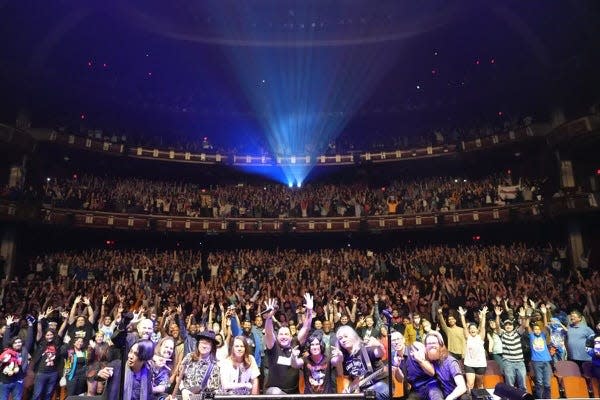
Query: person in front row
xmin=290 ymin=331 xmax=342 ymax=394
xmin=219 ymin=336 xmax=260 ymax=395
xmin=168 ymin=331 xmax=221 ymax=400
xmin=97 ymin=339 xmax=155 ymax=400
xmin=424 ymin=331 xmax=467 ymax=400
xmin=390 ymin=331 xmax=442 ymax=400
xmin=263 ymin=293 xmax=314 ymax=395
xmin=335 ymin=325 xmax=389 ymax=400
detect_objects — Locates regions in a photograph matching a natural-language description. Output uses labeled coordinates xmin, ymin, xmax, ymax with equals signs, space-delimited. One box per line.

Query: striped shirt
xmin=500 ymin=331 xmax=524 ymax=361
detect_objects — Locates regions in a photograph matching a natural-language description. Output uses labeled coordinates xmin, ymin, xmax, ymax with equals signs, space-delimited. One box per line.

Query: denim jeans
xmin=0 ymin=380 xmax=24 ymax=400
xmin=503 ymin=359 xmax=527 ymax=390
xmin=32 ymin=371 xmax=58 ymax=400
xmin=365 ymin=380 xmax=390 ymax=400
xmin=531 ymin=361 xmax=551 ymax=399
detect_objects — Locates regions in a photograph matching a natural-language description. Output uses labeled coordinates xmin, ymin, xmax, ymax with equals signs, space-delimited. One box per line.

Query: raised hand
xmin=480 ymin=306 xmax=488 ymax=316
xmin=5 ymin=315 xmax=14 ymax=326
xmin=518 ymin=307 xmax=526 ymax=318
xmin=540 ymin=304 xmax=547 ymax=314
xmin=82 ymin=297 xmax=91 ymax=306
xmin=458 ymin=306 xmax=467 ymax=316
xmin=494 ymin=306 xmax=503 ymax=316
xmin=304 ymin=293 xmax=314 ymax=311
xmin=411 ymin=345 xmax=426 ymax=363
xmin=262 ymin=298 xmax=277 ymax=319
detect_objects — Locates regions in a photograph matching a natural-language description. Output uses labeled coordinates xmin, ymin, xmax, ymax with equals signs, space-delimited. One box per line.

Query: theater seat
xmin=550 ymin=375 xmax=560 ymax=399
xmin=392 ymin=374 xmax=405 ymax=398
xmin=561 ymin=376 xmax=589 ymax=398
xmin=483 ymin=374 xmax=504 ymax=389
xmin=336 ymin=375 xmax=347 ymax=394
xmin=299 ymin=373 xmax=305 ymax=394
xmin=591 ymin=378 xmax=600 ymax=398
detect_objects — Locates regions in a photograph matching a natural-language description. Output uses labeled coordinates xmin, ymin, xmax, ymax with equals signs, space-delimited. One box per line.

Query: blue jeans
xmin=531 ymin=361 xmax=551 ymax=399
xmin=32 ymin=371 xmax=58 ymax=400
xmin=365 ymin=380 xmax=390 ymax=400
xmin=503 ymin=359 xmax=527 ymax=390
xmin=0 ymin=380 xmax=24 ymax=400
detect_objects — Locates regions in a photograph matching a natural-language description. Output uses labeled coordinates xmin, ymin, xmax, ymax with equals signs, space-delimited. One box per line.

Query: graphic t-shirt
xmin=529 ymin=332 xmax=551 ymax=362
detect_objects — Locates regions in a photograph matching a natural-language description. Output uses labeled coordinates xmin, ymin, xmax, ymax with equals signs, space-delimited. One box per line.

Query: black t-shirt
xmin=67 ymin=321 xmax=95 ymax=343
xmin=36 ymin=341 xmax=60 ymax=373
xmin=342 ymin=346 xmax=385 ymax=382
xmin=265 ymin=342 xmax=299 ymax=394
xmin=302 ymin=355 xmax=334 ymax=394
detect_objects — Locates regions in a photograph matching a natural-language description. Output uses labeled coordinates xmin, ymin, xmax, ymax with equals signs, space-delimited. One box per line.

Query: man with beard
xmin=263 ymin=293 xmax=313 ymax=394
xmin=424 ymin=331 xmax=467 ymax=400
xmin=390 ymin=331 xmax=439 ymax=400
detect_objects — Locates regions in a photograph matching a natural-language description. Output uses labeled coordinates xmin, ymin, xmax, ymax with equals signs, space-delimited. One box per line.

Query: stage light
xmin=288 ymin=182 xmax=293 ymax=188
xmin=296 ymin=182 xmax=301 ymax=188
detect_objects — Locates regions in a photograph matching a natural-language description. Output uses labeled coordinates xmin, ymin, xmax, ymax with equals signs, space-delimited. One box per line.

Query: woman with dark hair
xmin=169 ymin=331 xmax=221 ymax=400
xmin=486 ymin=319 xmax=504 ymax=373
xmin=96 ymin=339 xmax=155 ymax=400
xmin=290 ymin=332 xmax=342 ymax=394
xmin=86 ymin=342 xmax=110 ymax=396
xmin=458 ymin=306 xmax=488 ymax=391
xmin=149 ymin=336 xmax=174 ymax=400
xmin=219 ymin=336 xmax=259 ymax=395
xmin=61 ymin=336 xmax=90 ymax=396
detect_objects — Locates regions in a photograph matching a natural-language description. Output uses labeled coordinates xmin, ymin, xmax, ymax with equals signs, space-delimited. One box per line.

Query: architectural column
xmin=567 ymin=220 xmax=584 ymax=269
xmin=0 ymin=227 xmax=17 ymax=279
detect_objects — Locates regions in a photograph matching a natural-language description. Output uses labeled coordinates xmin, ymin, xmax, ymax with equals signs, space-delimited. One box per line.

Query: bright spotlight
xmin=288 ymin=182 xmax=293 ymax=188
xmin=297 ymin=182 xmax=302 ymax=188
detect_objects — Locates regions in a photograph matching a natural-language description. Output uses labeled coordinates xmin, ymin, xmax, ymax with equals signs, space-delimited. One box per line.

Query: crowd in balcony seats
xmin=0 ymin=243 xmax=598 ymax=399
xmin=33 ymin=173 xmax=542 ymax=218
xmin=57 ymin=112 xmax=534 ymax=156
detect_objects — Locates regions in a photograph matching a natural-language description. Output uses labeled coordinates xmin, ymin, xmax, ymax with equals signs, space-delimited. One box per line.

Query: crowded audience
xmin=36 ymin=173 xmax=540 ymax=219
xmin=0 ymin=243 xmax=598 ymax=399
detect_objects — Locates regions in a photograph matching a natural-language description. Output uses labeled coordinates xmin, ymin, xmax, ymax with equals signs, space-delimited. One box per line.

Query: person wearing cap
xmin=494 ymin=306 xmax=527 ymax=391
xmin=263 ymin=293 xmax=314 ymax=395
xmin=170 ymin=331 xmax=221 ymax=400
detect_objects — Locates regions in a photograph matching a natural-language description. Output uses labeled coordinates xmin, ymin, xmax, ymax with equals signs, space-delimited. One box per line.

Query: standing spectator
xmin=31 ymin=312 xmax=67 ymax=400
xmin=437 ymin=308 xmax=465 ymax=359
xmin=61 ymin=337 xmax=89 ymax=397
xmin=0 ymin=316 xmax=35 ymax=400
xmin=494 ymin=306 xmax=527 ymax=391
xmin=458 ymin=306 xmax=488 ymax=391
xmin=567 ymin=310 xmax=595 ymax=367
xmin=522 ymin=305 xmax=552 ymax=399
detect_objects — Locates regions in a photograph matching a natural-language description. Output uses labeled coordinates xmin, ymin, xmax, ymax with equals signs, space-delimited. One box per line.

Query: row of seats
xmin=483 ymin=359 xmax=599 ymax=399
